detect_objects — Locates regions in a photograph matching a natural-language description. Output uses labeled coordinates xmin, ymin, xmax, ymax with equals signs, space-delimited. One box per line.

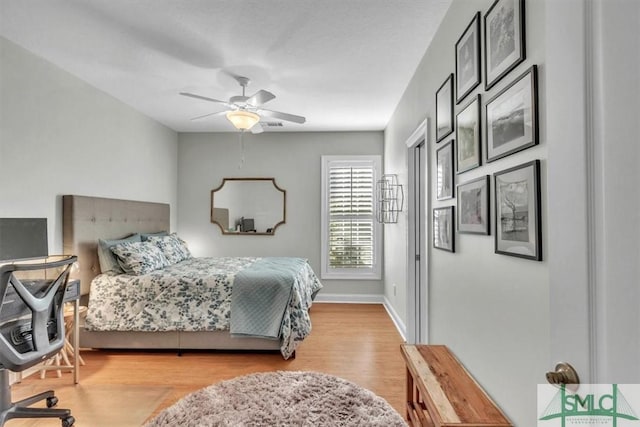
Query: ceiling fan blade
xmin=250 ymin=122 xmax=264 ymax=134
xmin=259 ymin=109 xmax=306 ymax=124
xmin=190 ymin=110 xmax=227 ymax=121
xmin=180 ymin=92 xmax=228 ymax=105
xmin=246 ymin=90 xmax=276 ymax=107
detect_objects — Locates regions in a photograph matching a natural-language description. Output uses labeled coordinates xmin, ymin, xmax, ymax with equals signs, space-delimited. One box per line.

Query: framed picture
xmin=485 ymin=65 xmax=538 ymax=162
xmin=494 ymin=160 xmax=541 ymax=260
xmin=436 ymin=74 xmax=454 ymax=142
xmin=456 ymin=94 xmax=481 ymax=174
xmin=455 ymin=12 xmax=481 ymax=103
xmin=433 ymin=206 xmax=455 ymax=252
xmin=457 ymin=175 xmax=490 ymax=235
xmin=484 ymin=0 xmax=526 ymax=90
xmin=435 ymin=140 xmax=454 ymax=200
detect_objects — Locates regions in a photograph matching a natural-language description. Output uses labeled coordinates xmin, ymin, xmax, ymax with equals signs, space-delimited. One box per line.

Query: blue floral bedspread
xmin=85 ymin=257 xmax=323 ymax=358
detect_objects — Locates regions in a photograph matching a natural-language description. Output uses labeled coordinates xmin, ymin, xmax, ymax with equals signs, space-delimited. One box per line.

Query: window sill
xmin=320 ymin=272 xmax=381 ymax=281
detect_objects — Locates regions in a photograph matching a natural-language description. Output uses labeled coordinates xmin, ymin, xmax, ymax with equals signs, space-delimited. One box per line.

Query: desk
xmin=400 ymin=344 xmax=512 ymax=427
xmin=38 ymin=280 xmax=82 ymax=384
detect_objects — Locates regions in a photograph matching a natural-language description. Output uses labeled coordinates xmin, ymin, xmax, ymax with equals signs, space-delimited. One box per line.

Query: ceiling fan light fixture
xmin=226 ymin=110 xmax=260 ymax=130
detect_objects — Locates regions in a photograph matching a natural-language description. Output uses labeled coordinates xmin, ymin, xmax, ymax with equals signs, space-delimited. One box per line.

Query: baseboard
xmin=313 ymin=293 xmax=384 ymax=304
xmin=313 ymin=293 xmax=407 ymax=340
xmin=383 ymin=296 xmax=407 ymax=341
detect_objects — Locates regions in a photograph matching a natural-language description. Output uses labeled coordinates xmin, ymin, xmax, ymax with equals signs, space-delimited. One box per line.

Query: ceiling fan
xmin=179 ymin=76 xmax=306 ymax=134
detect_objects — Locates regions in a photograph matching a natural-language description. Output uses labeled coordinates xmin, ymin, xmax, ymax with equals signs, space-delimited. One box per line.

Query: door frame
xmin=406 ymin=119 xmax=429 ymax=344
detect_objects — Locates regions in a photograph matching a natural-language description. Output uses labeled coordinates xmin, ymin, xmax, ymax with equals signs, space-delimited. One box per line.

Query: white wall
xmin=177 ymin=131 xmax=383 ymax=296
xmin=0 ymin=37 xmax=178 ymax=252
xmin=384 ymin=0 xmax=548 ymax=424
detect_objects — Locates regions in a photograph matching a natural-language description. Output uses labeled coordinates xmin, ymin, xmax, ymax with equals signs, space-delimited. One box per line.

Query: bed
xmin=62 ymin=195 xmax=322 ymax=359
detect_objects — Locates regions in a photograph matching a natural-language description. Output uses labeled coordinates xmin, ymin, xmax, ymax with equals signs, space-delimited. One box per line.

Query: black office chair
xmin=0 ymin=256 xmax=77 ymax=427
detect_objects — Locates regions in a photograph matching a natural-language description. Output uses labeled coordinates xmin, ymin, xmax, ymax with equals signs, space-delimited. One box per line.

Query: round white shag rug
xmin=144 ymin=371 xmax=407 ymax=427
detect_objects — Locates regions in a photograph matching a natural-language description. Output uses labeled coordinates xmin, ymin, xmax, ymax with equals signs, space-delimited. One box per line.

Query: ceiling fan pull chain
xmin=237 ymin=131 xmax=245 ymax=169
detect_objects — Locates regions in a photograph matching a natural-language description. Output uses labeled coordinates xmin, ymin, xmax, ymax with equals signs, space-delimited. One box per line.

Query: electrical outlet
xmin=392 ymin=283 xmax=397 ymax=296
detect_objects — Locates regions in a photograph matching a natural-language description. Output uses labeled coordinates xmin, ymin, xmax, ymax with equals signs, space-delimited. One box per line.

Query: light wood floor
xmin=8 ymin=303 xmax=407 ymax=426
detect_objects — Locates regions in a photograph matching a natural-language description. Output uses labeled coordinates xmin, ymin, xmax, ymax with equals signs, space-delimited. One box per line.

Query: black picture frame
xmin=436 ymin=140 xmax=455 ymax=200
xmin=494 ymin=160 xmax=541 ymax=260
xmin=456 ymin=94 xmax=481 ymax=174
xmin=436 ymin=74 xmax=454 ymax=142
xmin=455 ymin=12 xmax=481 ymax=104
xmin=485 ymin=65 xmax=538 ymax=162
xmin=457 ymin=175 xmax=490 ymax=235
xmin=433 ymin=206 xmax=455 ymax=252
xmin=484 ymin=0 xmax=526 ymax=90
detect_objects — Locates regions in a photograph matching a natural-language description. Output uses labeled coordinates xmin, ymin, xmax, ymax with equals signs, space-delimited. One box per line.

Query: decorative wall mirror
xmin=211 ymin=178 xmax=286 ymax=235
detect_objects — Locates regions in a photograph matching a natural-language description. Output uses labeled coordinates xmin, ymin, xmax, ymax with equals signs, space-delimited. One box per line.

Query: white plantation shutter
xmin=328 ymin=166 xmax=374 ymax=268
xmin=321 ymin=156 xmax=381 ymax=279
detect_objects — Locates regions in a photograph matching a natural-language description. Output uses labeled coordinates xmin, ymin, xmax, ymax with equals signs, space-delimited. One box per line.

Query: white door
xmin=546 ymin=0 xmax=639 ymax=386
xmin=406 ymin=120 xmax=428 ymax=344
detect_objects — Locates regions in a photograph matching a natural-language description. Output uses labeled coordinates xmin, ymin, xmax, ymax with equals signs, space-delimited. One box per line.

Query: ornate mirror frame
xmin=210 ymin=177 xmax=286 ymax=235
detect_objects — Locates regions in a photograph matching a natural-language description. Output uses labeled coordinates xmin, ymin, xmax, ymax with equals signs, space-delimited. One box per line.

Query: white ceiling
xmin=0 ymin=0 xmax=451 ymax=133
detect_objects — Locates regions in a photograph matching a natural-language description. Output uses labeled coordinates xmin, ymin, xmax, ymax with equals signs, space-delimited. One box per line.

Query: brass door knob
xmin=546 ymin=362 xmax=580 ymax=391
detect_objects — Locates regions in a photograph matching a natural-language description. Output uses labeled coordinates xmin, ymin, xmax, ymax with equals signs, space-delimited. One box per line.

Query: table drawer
xmin=64 ymin=279 xmax=80 ymax=302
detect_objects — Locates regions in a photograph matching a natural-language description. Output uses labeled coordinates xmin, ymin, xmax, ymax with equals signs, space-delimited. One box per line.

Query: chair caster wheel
xmin=62 ymin=415 xmax=75 ymax=427
xmin=46 ymin=396 xmax=58 ymax=408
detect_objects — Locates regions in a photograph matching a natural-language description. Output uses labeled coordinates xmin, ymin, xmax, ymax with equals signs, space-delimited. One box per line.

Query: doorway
xmin=406 ymin=120 xmax=428 ymax=344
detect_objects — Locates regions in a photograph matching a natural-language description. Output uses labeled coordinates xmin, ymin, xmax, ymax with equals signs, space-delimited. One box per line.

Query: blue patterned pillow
xmin=110 ymin=241 xmax=169 ymax=275
xmin=97 ymin=234 xmax=141 ymax=274
xmin=148 ymin=233 xmax=192 ymax=265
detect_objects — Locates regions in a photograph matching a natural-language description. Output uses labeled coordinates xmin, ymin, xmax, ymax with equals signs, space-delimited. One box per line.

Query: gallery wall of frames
xmin=432 ymin=0 xmax=542 ymax=261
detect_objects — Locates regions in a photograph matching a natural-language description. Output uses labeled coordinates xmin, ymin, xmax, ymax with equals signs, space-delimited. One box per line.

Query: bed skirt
xmin=79 ymin=327 xmax=282 ymax=353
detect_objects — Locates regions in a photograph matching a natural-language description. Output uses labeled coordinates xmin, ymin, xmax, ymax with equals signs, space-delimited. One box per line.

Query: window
xmin=321 ymin=155 xmax=382 ymax=279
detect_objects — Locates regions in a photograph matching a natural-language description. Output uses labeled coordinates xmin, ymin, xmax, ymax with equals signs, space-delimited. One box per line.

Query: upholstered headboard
xmin=62 ymin=195 xmax=170 ymax=295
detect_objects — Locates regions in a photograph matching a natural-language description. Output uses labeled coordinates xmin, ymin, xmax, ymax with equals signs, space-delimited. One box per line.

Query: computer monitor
xmin=0 ymin=218 xmax=48 ymax=262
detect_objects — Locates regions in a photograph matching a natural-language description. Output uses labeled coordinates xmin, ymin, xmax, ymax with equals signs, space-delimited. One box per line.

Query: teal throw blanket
xmin=230 ymin=257 xmax=307 ymax=339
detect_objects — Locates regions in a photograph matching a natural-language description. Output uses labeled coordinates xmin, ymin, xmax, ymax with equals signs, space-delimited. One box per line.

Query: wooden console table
xmin=400 ymin=344 xmax=512 ymax=427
